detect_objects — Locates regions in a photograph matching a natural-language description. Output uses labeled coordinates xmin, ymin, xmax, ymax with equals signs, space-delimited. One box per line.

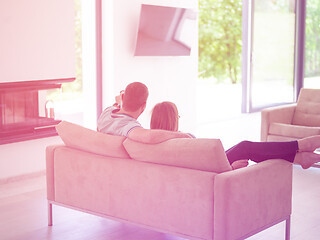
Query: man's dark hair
xmin=122 ymin=82 xmax=149 ymax=112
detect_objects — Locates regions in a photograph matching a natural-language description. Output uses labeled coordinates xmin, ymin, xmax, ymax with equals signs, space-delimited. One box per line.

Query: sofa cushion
xmin=292 ymin=88 xmax=320 ymax=127
xmin=123 ymin=138 xmax=232 ymax=173
xmin=269 ymin=122 xmax=320 ymax=139
xmin=56 ymin=121 xmax=129 ymax=158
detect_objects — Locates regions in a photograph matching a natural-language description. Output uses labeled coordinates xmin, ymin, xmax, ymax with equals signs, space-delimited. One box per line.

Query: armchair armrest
xmin=213 ymin=160 xmax=293 ymax=240
xmin=261 ymin=104 xmax=297 ymax=141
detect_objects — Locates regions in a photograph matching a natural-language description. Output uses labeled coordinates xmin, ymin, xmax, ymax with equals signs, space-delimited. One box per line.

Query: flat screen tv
xmin=134 ymin=4 xmax=197 ymax=56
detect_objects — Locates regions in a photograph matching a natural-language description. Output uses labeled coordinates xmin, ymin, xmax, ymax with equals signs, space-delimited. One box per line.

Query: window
xmin=46 ymin=0 xmax=97 ymax=128
xmin=242 ymin=0 xmax=296 ymax=112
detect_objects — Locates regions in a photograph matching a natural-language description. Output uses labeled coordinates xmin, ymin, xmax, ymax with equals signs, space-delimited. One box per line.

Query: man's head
xmin=122 ymin=82 xmax=149 ymax=115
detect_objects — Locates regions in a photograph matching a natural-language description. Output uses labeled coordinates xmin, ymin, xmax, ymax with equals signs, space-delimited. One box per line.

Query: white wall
xmin=102 ymin=0 xmax=198 ymax=132
xmin=0 ymin=136 xmax=62 ymax=182
xmin=0 ymin=0 xmax=75 ymax=84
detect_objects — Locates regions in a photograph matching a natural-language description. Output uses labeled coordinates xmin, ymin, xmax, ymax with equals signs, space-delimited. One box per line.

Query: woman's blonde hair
xmin=150 ymin=101 xmax=179 ymax=131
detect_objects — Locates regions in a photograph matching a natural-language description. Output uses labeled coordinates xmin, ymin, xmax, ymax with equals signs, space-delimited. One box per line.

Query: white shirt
xmin=97 ymin=106 xmax=142 ymax=137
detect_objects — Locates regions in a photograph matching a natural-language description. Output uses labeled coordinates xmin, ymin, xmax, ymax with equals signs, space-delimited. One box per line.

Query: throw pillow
xmin=56 ymin=121 xmax=129 ymax=158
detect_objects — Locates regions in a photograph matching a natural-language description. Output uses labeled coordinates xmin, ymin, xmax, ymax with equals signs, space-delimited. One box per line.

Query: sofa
xmin=47 ymin=121 xmax=293 ymax=240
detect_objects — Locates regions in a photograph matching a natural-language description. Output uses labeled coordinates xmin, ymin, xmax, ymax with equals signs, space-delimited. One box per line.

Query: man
xmin=97 ymin=82 xmax=191 ymax=143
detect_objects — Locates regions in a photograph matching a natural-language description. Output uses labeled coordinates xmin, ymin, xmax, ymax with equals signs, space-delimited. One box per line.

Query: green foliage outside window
xmin=199 ymin=0 xmax=320 ymax=84
xmin=305 ymin=0 xmax=320 ymax=77
xmin=199 ymin=0 xmax=242 ymax=84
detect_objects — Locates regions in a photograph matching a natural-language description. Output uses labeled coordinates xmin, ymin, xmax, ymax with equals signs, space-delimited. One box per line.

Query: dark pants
xmin=225 ymin=140 xmax=299 ymax=164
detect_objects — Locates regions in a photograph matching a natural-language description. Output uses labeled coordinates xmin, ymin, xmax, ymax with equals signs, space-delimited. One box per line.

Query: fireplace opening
xmin=0 ymin=82 xmax=64 ymax=144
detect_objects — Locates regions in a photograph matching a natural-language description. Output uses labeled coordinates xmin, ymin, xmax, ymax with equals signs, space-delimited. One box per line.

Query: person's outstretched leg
xmin=225 ymin=140 xmax=298 ymax=164
xmin=226 ymin=139 xmax=320 ymax=169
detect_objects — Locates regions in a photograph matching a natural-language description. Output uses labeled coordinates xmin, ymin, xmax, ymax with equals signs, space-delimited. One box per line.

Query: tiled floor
xmin=247 ymin=165 xmax=320 ymax=240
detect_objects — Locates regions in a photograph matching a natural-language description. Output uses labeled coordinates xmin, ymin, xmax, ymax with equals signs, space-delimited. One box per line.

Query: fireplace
xmin=0 ymin=80 xmax=71 ymax=144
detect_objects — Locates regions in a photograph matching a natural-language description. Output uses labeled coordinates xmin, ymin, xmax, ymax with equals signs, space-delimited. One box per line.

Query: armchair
xmin=261 ymin=88 xmax=320 ymax=142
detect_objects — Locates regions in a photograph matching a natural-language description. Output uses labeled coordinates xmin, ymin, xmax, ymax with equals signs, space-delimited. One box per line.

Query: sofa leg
xmin=48 ymin=202 xmax=53 ymax=226
xmin=285 ymin=216 xmax=291 ymax=240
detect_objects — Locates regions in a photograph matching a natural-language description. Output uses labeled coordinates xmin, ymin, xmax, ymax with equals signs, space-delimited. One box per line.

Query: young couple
xmin=97 ymin=82 xmax=320 ymax=170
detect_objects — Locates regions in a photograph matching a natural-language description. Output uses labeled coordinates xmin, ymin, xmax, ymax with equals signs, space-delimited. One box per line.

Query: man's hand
xmin=113 ymin=90 xmax=124 ymax=108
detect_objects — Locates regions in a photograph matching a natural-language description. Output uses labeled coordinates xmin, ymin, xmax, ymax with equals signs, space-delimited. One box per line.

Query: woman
xmin=150 ymin=101 xmax=320 ymax=169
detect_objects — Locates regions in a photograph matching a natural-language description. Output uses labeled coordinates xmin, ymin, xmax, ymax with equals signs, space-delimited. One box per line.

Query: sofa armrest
xmin=213 ymin=159 xmax=293 ymax=240
xmin=261 ymin=104 xmax=297 ymax=141
xmin=46 ymin=144 xmax=65 ymax=201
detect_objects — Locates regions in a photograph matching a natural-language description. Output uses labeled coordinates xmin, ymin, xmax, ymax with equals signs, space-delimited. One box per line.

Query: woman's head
xmin=150 ymin=101 xmax=179 ymax=131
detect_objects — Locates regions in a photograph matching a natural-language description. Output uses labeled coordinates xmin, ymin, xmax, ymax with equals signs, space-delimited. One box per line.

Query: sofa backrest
xmin=56 ymin=121 xmax=130 ymax=159
xmin=123 ymin=138 xmax=232 ymax=173
xmin=292 ymin=88 xmax=320 ymax=127
xmin=56 ymin=121 xmax=232 ymax=173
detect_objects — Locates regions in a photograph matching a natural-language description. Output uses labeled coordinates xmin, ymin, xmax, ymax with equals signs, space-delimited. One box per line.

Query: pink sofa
xmin=46 ymin=121 xmax=293 ymax=240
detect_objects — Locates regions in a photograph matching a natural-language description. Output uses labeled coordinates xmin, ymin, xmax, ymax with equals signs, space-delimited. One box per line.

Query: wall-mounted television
xmin=134 ymin=4 xmax=197 ymax=56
